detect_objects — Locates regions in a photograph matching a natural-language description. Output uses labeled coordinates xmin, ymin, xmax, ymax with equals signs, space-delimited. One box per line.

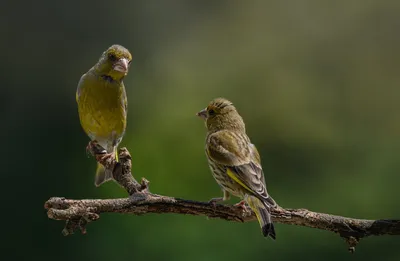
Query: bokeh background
xmin=2 ymin=0 xmax=400 ymax=260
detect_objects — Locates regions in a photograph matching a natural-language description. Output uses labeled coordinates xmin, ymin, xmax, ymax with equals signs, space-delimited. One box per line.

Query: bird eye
xmin=208 ymin=109 xmax=215 ymax=116
xmin=108 ymin=54 xmax=117 ymax=61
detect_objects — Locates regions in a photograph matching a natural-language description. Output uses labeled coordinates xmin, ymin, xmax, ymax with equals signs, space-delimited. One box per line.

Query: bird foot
xmin=95 ymin=153 xmax=115 ymax=169
xmin=234 ymin=200 xmax=251 ymax=217
xmin=208 ymin=197 xmax=224 ymax=207
xmin=86 ymin=141 xmax=116 ymax=170
xmin=86 ymin=141 xmax=107 ymax=156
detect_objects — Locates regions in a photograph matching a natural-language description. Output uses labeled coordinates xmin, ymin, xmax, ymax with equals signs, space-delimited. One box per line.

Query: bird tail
xmin=94 ymin=146 xmax=118 ymax=187
xmin=94 ymin=163 xmax=113 ymax=187
xmin=246 ymin=196 xmax=276 ymax=240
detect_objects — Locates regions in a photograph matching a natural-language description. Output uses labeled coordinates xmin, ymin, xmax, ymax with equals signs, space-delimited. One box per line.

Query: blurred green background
xmin=2 ymin=0 xmax=400 ymax=260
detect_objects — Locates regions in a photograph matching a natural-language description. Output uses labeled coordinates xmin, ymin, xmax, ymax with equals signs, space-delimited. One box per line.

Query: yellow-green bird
xmin=76 ymin=44 xmax=132 ymax=187
xmin=197 ymin=98 xmax=277 ymax=239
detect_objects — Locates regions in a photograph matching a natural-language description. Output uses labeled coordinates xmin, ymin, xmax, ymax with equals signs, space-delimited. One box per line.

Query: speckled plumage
xmin=198 ymin=98 xmax=277 ymax=239
xmin=76 ymin=44 xmax=132 ymax=186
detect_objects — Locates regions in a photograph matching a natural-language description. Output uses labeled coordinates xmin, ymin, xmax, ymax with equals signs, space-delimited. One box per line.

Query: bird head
xmin=197 ymin=98 xmax=245 ymax=133
xmin=95 ymin=44 xmax=132 ymax=81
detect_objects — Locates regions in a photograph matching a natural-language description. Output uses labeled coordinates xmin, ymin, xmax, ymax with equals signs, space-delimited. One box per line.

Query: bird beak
xmin=196 ymin=108 xmax=208 ymax=120
xmin=113 ymin=58 xmax=129 ymax=74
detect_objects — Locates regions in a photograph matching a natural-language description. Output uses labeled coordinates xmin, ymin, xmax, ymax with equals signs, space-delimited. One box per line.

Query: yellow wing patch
xmin=226 ymin=168 xmax=253 ymax=193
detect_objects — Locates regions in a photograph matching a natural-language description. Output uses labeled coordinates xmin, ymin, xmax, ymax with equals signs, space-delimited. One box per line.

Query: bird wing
xmin=207 ymin=131 xmax=276 ymax=207
xmin=121 ymin=82 xmax=128 ymax=114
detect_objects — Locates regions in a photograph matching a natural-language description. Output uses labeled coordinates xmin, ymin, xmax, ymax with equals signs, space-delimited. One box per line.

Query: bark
xmin=44 ymin=146 xmax=400 ymax=253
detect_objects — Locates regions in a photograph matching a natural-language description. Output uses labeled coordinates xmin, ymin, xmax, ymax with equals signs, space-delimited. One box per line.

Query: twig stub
xmin=44 ymin=147 xmax=400 ymax=251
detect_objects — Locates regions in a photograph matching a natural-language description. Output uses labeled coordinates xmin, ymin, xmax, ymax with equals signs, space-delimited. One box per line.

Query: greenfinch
xmin=76 ymin=44 xmax=132 ymax=186
xmin=197 ymin=98 xmax=277 ymax=239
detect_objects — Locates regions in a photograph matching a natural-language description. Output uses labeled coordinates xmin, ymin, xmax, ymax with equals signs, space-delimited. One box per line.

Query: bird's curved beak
xmin=196 ymin=108 xmax=208 ymax=120
xmin=113 ymin=58 xmax=129 ymax=74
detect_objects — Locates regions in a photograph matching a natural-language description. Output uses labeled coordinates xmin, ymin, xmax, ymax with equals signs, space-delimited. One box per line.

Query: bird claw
xmin=234 ymin=200 xmax=251 ymax=217
xmin=95 ymin=153 xmax=115 ymax=169
xmin=208 ymin=197 xmax=224 ymax=207
xmin=86 ymin=141 xmax=107 ymax=156
xmin=86 ymin=141 xmax=116 ymax=170
xmin=95 ymin=153 xmax=113 ymax=161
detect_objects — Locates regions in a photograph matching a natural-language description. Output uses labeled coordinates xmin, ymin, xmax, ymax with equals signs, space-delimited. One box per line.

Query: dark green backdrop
xmin=2 ymin=1 xmax=400 ymax=260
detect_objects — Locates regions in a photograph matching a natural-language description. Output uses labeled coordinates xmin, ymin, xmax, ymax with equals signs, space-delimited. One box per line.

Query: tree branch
xmin=44 ymin=146 xmax=400 ymax=253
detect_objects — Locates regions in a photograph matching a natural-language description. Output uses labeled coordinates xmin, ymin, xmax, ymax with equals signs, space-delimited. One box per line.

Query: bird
xmin=76 ymin=44 xmax=132 ymax=187
xmin=197 ymin=98 xmax=277 ymax=239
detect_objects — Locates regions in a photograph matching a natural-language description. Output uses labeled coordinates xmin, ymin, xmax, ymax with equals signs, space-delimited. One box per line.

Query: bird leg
xmin=209 ymin=190 xmax=230 ymax=207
